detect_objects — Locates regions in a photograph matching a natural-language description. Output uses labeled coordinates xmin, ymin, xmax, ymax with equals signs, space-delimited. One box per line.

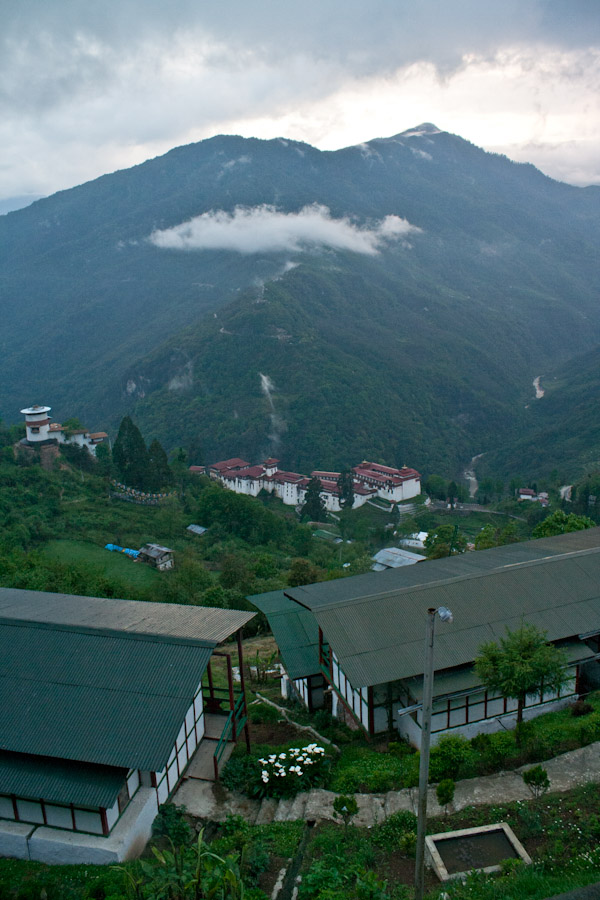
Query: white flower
xmin=295 ymin=769 xmax=303 ymax=776
xmin=304 ymin=758 xmax=313 ymax=765
xmin=279 ymin=753 xmax=286 ymax=759
xmin=261 ymin=774 xmax=269 ymax=783
xmin=289 ymin=748 xmax=299 ymax=754
xmin=269 ymin=755 xmax=276 ymax=763
xmin=258 ymin=758 xmax=267 ymax=765
xmin=261 ymin=769 xmax=269 ymax=778
xmin=280 ymin=770 xmax=286 ymax=776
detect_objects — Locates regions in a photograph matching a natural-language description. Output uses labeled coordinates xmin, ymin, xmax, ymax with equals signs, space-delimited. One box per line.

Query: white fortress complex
xmin=192 ymin=457 xmax=421 ymax=512
xmin=20 ymin=405 xmax=107 ymax=456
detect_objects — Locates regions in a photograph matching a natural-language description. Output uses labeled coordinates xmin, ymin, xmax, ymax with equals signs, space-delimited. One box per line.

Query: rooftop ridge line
xmin=285 ymin=544 xmax=600 ymax=612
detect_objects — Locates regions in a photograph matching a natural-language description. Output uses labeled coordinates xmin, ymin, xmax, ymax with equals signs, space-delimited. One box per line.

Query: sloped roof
xmin=0 ymin=618 xmax=214 ymax=770
xmin=0 ymin=751 xmax=126 ymax=809
xmin=285 ymin=529 xmax=600 ymax=688
xmin=248 ymin=590 xmax=320 ymax=680
xmin=0 ymin=587 xmax=255 ymax=643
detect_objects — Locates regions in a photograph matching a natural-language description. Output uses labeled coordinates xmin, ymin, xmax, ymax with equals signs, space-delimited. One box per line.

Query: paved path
xmin=175 ymin=740 xmax=600 ymax=826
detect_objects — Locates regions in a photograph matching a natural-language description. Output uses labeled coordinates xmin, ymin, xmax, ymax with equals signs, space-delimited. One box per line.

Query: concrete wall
xmin=26 ymin=788 xmax=159 ymax=865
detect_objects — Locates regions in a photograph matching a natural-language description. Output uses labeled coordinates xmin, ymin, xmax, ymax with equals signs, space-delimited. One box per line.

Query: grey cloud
xmin=149 ymin=204 xmax=421 ymax=255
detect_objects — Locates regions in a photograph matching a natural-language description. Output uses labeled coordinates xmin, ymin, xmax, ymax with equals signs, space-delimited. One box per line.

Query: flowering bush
xmin=253 ymin=743 xmax=330 ymax=799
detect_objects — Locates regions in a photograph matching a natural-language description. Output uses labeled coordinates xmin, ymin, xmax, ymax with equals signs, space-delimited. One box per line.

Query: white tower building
xmin=20 ymin=405 xmax=52 ymax=444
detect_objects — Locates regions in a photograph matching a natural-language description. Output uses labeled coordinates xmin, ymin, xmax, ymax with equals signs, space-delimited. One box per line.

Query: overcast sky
xmin=1 ymin=0 xmax=599 ymax=206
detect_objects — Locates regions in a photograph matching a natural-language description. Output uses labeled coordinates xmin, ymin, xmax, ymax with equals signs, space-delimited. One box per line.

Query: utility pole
xmin=414 ymin=605 xmax=453 ymax=900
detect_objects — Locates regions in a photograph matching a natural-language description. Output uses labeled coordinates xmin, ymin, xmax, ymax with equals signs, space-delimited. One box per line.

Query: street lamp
xmin=414 ymin=606 xmax=453 ymax=900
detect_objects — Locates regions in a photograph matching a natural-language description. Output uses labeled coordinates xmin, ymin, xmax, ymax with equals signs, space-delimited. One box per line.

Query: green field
xmin=43 ymin=540 xmax=160 ymax=588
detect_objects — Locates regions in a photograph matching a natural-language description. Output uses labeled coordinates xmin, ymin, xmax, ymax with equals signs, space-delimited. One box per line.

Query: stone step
xmin=273 ymin=797 xmax=294 ymax=822
xmin=255 ymin=797 xmax=279 ymax=825
xmin=272 ymin=792 xmax=309 ymax=822
xmin=287 ymin=793 xmax=309 ymax=821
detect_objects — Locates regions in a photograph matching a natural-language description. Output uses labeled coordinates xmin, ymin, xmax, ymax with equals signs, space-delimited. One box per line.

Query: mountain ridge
xmin=1 ymin=125 xmax=599 ymax=478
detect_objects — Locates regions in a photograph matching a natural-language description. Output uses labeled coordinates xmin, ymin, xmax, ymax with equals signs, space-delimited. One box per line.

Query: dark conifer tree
xmin=112 ymin=416 xmax=149 ymax=489
xmin=302 ymin=476 xmax=326 ymax=521
xmin=337 ymin=468 xmax=355 ymax=510
xmin=147 ymin=439 xmax=172 ymax=490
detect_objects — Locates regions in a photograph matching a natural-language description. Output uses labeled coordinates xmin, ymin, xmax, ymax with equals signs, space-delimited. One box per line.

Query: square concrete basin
xmin=425 ymin=822 xmax=531 ymax=882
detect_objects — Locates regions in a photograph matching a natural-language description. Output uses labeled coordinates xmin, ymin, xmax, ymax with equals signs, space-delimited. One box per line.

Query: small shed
xmin=187 ymin=525 xmax=208 ymax=536
xmin=138 ymin=544 xmax=174 ymax=571
xmin=371 ymin=547 xmax=424 ymax=570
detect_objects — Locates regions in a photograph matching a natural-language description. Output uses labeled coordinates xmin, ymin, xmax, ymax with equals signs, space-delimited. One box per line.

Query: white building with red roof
xmin=20 ymin=406 xmax=107 ymax=456
xmin=198 ymin=457 xmax=420 ymax=511
xmin=353 ymin=461 xmax=420 ymax=502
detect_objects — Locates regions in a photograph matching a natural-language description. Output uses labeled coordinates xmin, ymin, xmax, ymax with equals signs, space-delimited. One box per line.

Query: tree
xmin=302 ymin=476 xmax=326 ymax=521
xmin=474 ymin=524 xmax=497 ymax=551
xmin=112 ymin=416 xmax=149 ymax=489
xmin=287 ymin=557 xmax=321 ymax=587
xmin=425 ymin=474 xmax=447 ymax=500
xmin=532 ymin=509 xmax=595 ymax=538
xmin=147 ymin=438 xmax=172 ymax=490
xmin=94 ymin=441 xmax=113 ymax=478
xmin=337 ymin=468 xmax=355 ymax=510
xmin=475 ymin=623 xmax=569 ymax=724
xmin=424 ymin=524 xmax=467 ymax=558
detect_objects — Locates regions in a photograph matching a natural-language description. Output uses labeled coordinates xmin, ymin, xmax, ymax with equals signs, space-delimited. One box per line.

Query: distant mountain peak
xmin=399 ymin=123 xmax=442 ymax=137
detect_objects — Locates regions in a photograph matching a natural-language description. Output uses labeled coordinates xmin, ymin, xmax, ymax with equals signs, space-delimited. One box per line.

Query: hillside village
xmin=2 ymin=404 xmax=600 ymax=897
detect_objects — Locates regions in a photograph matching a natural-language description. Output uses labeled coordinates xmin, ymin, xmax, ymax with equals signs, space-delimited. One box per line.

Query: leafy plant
xmin=333 ymin=794 xmax=359 ymax=833
xmin=371 ymin=811 xmax=417 ymax=851
xmin=522 ymin=765 xmax=551 ymax=799
xmin=429 ymin=734 xmax=474 ymax=781
xmin=436 ymin=778 xmax=455 ymax=815
xmin=152 ymin=803 xmax=192 ymax=846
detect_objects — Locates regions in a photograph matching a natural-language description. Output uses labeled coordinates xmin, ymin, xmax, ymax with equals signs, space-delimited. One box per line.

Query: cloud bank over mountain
xmin=149 ymin=205 xmax=420 ymax=255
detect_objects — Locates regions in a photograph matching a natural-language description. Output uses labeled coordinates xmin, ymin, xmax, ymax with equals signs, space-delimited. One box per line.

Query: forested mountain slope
xmin=479 ymin=346 xmax=600 ymax=481
xmin=1 ymin=124 xmax=599 ymax=474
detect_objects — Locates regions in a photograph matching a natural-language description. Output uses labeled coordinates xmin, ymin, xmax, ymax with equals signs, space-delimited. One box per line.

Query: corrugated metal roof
xmin=0 ymin=751 xmax=126 ymax=808
xmin=286 ymin=528 xmax=600 ymax=610
xmin=248 ymin=590 xmax=320 ymax=680
xmin=286 ymin=530 xmax=600 ymax=688
xmin=371 ymin=548 xmax=424 ymax=568
xmin=0 ymin=619 xmax=214 ymax=770
xmin=0 ymin=587 xmax=255 ymax=644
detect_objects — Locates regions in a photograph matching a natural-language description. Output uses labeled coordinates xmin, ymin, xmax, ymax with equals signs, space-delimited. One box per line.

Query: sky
xmin=1 ymin=0 xmax=599 ymax=207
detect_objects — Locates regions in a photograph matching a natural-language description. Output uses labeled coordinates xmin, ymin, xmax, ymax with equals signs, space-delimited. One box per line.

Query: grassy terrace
xmin=42 ymin=539 xmax=160 ymax=588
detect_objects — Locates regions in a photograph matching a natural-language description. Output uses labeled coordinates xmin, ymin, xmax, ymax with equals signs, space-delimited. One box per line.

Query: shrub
xmin=333 ymin=794 xmax=359 ymax=831
xmin=429 ymin=734 xmax=474 ymax=781
xmin=571 ymin=700 xmax=594 ymax=717
xmin=152 ymin=803 xmax=192 ymax=845
xmin=371 ymin=810 xmax=417 ymax=850
xmin=388 ymin=740 xmax=414 ymax=758
xmin=436 ymin=778 xmax=455 ymax=813
xmin=522 ymin=765 xmax=550 ymax=799
xmin=472 ymin=730 xmax=516 ymax=771
xmin=579 ymin=714 xmax=600 ymax=745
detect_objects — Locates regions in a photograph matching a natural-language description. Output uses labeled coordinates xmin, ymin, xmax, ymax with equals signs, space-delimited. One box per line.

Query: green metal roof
xmin=285 ymin=530 xmax=600 ymax=689
xmin=0 ymin=619 xmax=214 ymax=771
xmin=0 ymin=751 xmax=126 ymax=809
xmin=248 ymin=590 xmax=320 ymax=680
xmin=0 ymin=588 xmax=255 ymax=644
